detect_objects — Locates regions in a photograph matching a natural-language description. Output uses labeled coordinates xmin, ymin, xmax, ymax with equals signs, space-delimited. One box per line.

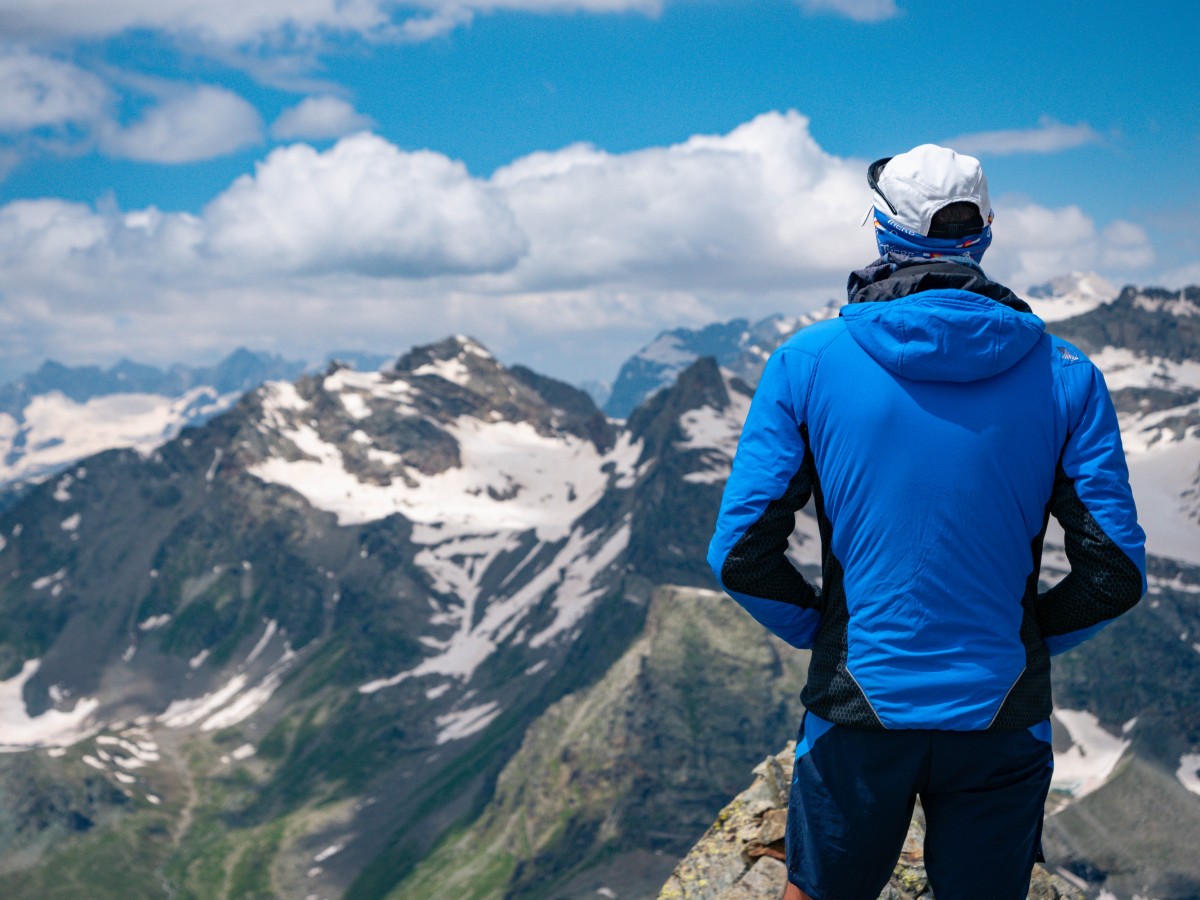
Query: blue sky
xmin=1 ymin=0 xmax=1196 ymax=385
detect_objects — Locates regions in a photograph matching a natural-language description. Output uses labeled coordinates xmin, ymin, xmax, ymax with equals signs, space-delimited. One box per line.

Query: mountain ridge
xmin=0 ymin=275 xmax=1194 ymax=898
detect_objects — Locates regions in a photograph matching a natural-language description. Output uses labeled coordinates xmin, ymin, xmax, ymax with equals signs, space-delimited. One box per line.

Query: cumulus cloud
xmin=271 ymin=96 xmax=374 ymax=140
xmin=99 ymin=85 xmax=263 ymax=162
xmin=943 ymin=117 xmax=1103 ymax=156
xmin=984 ymin=202 xmax=1154 ymax=289
xmin=493 ymin=111 xmax=870 ymax=291
xmin=0 ymin=49 xmax=110 ymax=132
xmin=795 ymin=0 xmax=899 ymax=22
xmin=2 ymin=0 xmax=662 ymax=46
xmin=0 ymin=112 xmax=1166 ymax=385
xmin=203 ymin=134 xmax=528 ymax=277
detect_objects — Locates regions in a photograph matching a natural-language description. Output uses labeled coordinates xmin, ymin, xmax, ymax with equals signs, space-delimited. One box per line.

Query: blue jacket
xmin=708 ymin=259 xmax=1146 ymax=731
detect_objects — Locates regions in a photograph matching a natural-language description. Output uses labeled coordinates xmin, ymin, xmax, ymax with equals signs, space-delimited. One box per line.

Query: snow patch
xmin=1148 ymin=573 xmax=1200 ymax=595
xmin=366 ymin=446 xmax=403 ymax=467
xmin=245 ymin=619 xmax=279 ymax=666
xmin=32 ymin=569 xmax=66 ymax=591
xmin=1092 ymin=347 xmax=1200 ymax=395
xmin=251 ymin=416 xmax=611 ymax=541
xmin=313 ymin=843 xmax=344 ymax=863
xmin=639 ymin=333 xmax=698 ymax=368
xmin=54 ymin=473 xmax=74 ymax=502
xmin=159 ymin=642 xmax=296 ymax=732
xmin=1052 ymin=709 xmax=1130 ymax=799
xmin=529 ymin=522 xmax=630 ymax=648
xmin=1176 ymin=753 xmax=1200 ymax=795
xmin=677 ymin=382 xmax=752 ymax=484
xmin=1124 ymin=435 xmax=1200 ymax=565
xmin=206 ymin=448 xmax=224 ymax=483
xmin=0 ymin=660 xmax=99 ymax=751
xmin=338 ymin=391 xmax=372 ymax=420
xmin=1133 ymin=289 xmax=1200 ymax=317
xmin=608 ymin=431 xmax=646 ymax=489
xmin=138 ymin=614 xmax=172 ymax=631
xmin=362 ymin=518 xmax=628 ymax=693
xmin=324 ymin=369 xmax=420 ymax=417
xmin=0 ymin=387 xmax=237 ymax=489
xmin=96 ymin=733 xmax=160 ymax=765
xmin=435 ymin=701 xmax=501 ymax=744
xmin=220 ymin=743 xmax=257 ymax=765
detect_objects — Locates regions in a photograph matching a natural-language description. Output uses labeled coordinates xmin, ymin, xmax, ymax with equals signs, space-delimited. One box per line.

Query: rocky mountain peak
xmin=1051 ymin=283 xmax=1200 ymax=366
xmin=605 ymin=304 xmax=838 ymax=419
xmin=659 ymin=743 xmax=1085 ymax=899
xmin=1026 ymin=272 xmax=1113 ymax=300
xmin=393 ymin=334 xmax=494 ymax=377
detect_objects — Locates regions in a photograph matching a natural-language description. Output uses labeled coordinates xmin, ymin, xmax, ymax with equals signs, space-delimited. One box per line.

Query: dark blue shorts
xmin=786 ymin=711 xmax=1053 ymax=900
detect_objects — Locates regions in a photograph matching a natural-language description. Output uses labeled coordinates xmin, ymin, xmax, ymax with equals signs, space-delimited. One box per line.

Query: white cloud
xmin=1156 ymin=262 xmax=1200 ymax=290
xmin=943 ymin=117 xmax=1103 ymax=156
xmin=271 ymin=96 xmax=374 ymax=141
xmin=1099 ymin=220 xmax=1154 ymax=271
xmin=203 ymin=134 xmax=527 ymax=277
xmin=99 ymin=85 xmax=263 ymax=163
xmin=492 ymin=111 xmax=870 ymax=291
xmin=0 ymin=112 xmax=1168 ymax=386
xmin=1 ymin=0 xmax=662 ymax=46
xmin=984 ymin=202 xmax=1154 ymax=289
xmin=0 ymin=49 xmax=110 ymax=132
xmin=795 ymin=0 xmax=899 ymax=21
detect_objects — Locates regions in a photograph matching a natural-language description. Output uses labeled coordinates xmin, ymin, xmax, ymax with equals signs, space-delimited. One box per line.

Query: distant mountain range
xmin=0 ymin=274 xmax=1196 ymax=899
xmin=0 ymin=349 xmax=393 ymax=497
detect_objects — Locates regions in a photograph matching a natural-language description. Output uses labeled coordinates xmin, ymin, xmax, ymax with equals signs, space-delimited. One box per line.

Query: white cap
xmin=870 ymin=144 xmax=991 ymax=237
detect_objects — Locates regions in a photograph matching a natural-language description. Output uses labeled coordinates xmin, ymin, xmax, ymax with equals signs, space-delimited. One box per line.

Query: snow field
xmin=0 ymin=387 xmax=237 ymax=488
xmin=1051 ymin=708 xmax=1131 ymax=800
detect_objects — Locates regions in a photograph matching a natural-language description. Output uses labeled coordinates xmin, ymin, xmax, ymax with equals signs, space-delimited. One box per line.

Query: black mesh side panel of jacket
xmin=798 ymin=469 xmax=884 ymax=728
xmin=1038 ymin=464 xmax=1144 ymax=636
xmin=990 ymin=517 xmax=1054 ymax=729
xmin=721 ymin=451 xmax=821 ymax=611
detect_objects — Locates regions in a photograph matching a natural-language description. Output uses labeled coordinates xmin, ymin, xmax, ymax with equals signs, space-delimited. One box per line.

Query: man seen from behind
xmin=708 ymin=145 xmax=1146 ymax=900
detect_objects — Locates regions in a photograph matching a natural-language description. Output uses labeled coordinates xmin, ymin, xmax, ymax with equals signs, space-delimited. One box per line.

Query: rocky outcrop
xmin=659 ymin=744 xmax=1085 ymax=900
xmin=391 ymin=586 xmax=810 ymax=899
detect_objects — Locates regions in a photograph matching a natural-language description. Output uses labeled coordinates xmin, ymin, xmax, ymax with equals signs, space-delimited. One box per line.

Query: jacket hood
xmin=841 ymin=260 xmax=1044 ymax=383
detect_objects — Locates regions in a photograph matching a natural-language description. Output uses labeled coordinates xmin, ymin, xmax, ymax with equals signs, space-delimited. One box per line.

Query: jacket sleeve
xmin=1038 ymin=361 xmax=1146 ymax=655
xmin=707 ymin=348 xmax=822 ymax=649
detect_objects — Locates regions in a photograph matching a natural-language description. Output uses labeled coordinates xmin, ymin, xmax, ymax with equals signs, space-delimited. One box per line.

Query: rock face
xmin=658 ymin=744 xmax=1086 ymax=900
xmin=604 ymin=307 xmax=838 ymax=419
xmin=390 ymin=586 xmax=810 ymax=899
xmin=0 ymin=338 xmax=758 ymax=899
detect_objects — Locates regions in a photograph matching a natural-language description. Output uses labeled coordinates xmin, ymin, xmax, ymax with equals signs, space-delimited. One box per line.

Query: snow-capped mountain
xmin=0 ymin=279 xmax=1195 ymax=899
xmin=0 ymin=332 xmax=732 ymax=898
xmin=0 ymin=349 xmax=305 ymax=494
xmin=1026 ymin=271 xmax=1120 ymax=322
xmin=603 ymin=305 xmax=838 ymax=418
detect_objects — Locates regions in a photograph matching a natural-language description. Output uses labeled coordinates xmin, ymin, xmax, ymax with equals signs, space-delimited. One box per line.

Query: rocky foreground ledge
xmin=658 ymin=743 xmax=1085 ymax=900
